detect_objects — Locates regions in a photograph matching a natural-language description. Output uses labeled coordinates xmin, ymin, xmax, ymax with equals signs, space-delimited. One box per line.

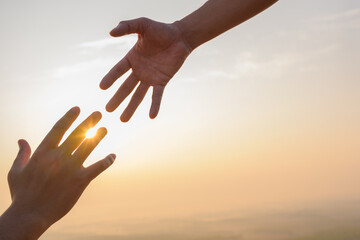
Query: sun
xmin=86 ymin=128 xmax=97 ymax=138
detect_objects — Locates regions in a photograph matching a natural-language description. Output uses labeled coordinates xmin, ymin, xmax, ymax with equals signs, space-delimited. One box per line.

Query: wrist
xmin=172 ymin=20 xmax=198 ymax=52
xmin=1 ymin=203 xmax=50 ymax=240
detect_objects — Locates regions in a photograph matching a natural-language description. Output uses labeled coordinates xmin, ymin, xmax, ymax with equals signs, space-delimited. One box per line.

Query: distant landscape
xmin=43 ymin=201 xmax=360 ymax=240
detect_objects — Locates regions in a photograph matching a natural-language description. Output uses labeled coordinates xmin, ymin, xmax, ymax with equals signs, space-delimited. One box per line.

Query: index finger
xmin=100 ymin=57 xmax=131 ymax=90
xmin=38 ymin=107 xmax=80 ymax=150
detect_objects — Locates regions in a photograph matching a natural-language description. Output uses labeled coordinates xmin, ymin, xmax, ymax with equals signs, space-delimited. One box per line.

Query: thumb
xmin=110 ymin=17 xmax=149 ymax=37
xmin=13 ymin=139 xmax=31 ymax=169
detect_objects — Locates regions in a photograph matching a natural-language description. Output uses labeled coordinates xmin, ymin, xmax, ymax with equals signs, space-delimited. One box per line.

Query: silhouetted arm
xmin=101 ymin=0 xmax=278 ymax=121
xmin=0 ymin=107 xmax=115 ymax=240
xmin=174 ymin=0 xmax=278 ymax=50
xmin=0 ymin=207 xmax=47 ymax=240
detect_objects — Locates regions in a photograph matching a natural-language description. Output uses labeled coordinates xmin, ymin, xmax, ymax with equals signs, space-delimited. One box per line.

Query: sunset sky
xmin=0 ymin=0 xmax=360 ymax=238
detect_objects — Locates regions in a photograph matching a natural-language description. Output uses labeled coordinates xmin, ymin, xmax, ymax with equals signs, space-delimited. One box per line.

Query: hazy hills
xmin=43 ymin=201 xmax=360 ymax=240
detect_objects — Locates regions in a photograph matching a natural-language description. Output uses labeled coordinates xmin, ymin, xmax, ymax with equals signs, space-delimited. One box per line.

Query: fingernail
xmin=108 ymin=154 xmax=116 ymax=164
xmin=70 ymin=106 xmax=80 ymax=114
xmin=93 ymin=111 xmax=102 ymax=119
xmin=110 ymin=28 xmax=117 ymax=35
xmin=99 ymin=128 xmax=107 ymax=137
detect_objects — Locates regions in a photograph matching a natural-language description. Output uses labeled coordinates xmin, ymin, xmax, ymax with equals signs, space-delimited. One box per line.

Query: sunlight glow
xmin=86 ymin=128 xmax=97 ymax=138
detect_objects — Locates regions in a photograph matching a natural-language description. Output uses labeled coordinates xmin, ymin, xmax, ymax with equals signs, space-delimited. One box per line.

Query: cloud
xmin=52 ymin=58 xmax=114 ymax=80
xmin=306 ymin=8 xmax=360 ymax=30
xmin=77 ymin=36 xmax=137 ymax=50
xmin=315 ymin=8 xmax=360 ymax=22
xmin=180 ymin=51 xmax=299 ymax=83
xmin=51 ymin=36 xmax=137 ymax=81
xmin=209 ymin=51 xmax=298 ymax=81
xmin=75 ymin=36 xmax=137 ymax=56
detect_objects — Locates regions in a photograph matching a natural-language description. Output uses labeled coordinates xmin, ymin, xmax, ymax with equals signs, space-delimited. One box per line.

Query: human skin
xmin=0 ymin=107 xmax=115 ymax=240
xmin=100 ymin=0 xmax=279 ymax=122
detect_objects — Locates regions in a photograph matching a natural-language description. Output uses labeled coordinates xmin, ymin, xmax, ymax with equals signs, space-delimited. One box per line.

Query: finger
xmin=120 ymin=83 xmax=149 ymax=122
xmin=149 ymin=85 xmax=165 ymax=119
xmin=72 ymin=127 xmax=107 ymax=166
xmin=59 ymin=111 xmax=102 ymax=154
xmin=100 ymin=57 xmax=131 ymax=90
xmin=110 ymin=17 xmax=149 ymax=37
xmin=105 ymin=73 xmax=139 ymax=112
xmin=39 ymin=107 xmax=80 ymax=149
xmin=12 ymin=139 xmax=32 ymax=170
xmin=84 ymin=154 xmax=116 ymax=182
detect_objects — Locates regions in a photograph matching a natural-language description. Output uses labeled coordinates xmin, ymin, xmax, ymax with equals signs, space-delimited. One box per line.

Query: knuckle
xmin=7 ymin=169 xmax=17 ymax=183
xmin=101 ymin=161 xmax=108 ymax=169
xmin=113 ymin=65 xmax=123 ymax=75
xmin=55 ymin=149 xmax=68 ymax=160
xmin=139 ymin=17 xmax=148 ymax=23
xmin=31 ymin=153 xmax=42 ymax=163
xmin=121 ymin=83 xmax=132 ymax=93
xmin=53 ymin=120 xmax=67 ymax=132
xmin=153 ymin=90 xmax=163 ymax=98
xmin=137 ymin=17 xmax=150 ymax=33
xmin=152 ymin=102 xmax=161 ymax=108
xmin=34 ymin=145 xmax=46 ymax=156
xmin=133 ymin=90 xmax=143 ymax=99
xmin=75 ymin=172 xmax=88 ymax=183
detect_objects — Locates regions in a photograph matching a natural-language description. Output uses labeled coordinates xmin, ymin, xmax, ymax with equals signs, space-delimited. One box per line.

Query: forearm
xmin=174 ymin=0 xmax=278 ymax=50
xmin=0 ymin=204 xmax=49 ymax=240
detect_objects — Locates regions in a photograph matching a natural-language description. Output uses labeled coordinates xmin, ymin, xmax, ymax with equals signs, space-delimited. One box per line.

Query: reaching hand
xmin=4 ymin=107 xmax=115 ymax=239
xmin=100 ymin=18 xmax=192 ymax=122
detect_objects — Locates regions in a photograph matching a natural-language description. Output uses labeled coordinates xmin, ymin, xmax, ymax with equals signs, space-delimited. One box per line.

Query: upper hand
xmin=100 ymin=18 xmax=192 ymax=122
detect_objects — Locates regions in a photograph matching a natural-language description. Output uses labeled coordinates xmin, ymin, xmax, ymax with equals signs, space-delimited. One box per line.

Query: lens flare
xmin=86 ymin=128 xmax=97 ymax=138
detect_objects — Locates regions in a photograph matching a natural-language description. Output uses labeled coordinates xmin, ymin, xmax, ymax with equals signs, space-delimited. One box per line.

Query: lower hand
xmin=3 ymin=107 xmax=115 ymax=239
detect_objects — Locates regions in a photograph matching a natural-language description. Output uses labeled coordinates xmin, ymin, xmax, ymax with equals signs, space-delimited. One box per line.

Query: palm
xmin=100 ymin=18 xmax=191 ymax=122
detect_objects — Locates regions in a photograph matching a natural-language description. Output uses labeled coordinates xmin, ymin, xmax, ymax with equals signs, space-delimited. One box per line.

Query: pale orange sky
xmin=0 ymin=0 xmax=360 ymax=237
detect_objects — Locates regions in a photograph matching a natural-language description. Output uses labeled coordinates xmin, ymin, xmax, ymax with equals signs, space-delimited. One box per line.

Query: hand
xmin=3 ymin=107 xmax=115 ymax=239
xmin=100 ymin=18 xmax=192 ymax=122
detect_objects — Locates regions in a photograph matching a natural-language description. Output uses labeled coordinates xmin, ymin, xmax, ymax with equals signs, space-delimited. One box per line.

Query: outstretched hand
xmin=100 ymin=18 xmax=192 ymax=122
xmin=3 ymin=107 xmax=115 ymax=239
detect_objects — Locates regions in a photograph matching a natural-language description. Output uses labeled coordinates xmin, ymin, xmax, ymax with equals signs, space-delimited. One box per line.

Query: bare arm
xmin=175 ymin=0 xmax=279 ymax=50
